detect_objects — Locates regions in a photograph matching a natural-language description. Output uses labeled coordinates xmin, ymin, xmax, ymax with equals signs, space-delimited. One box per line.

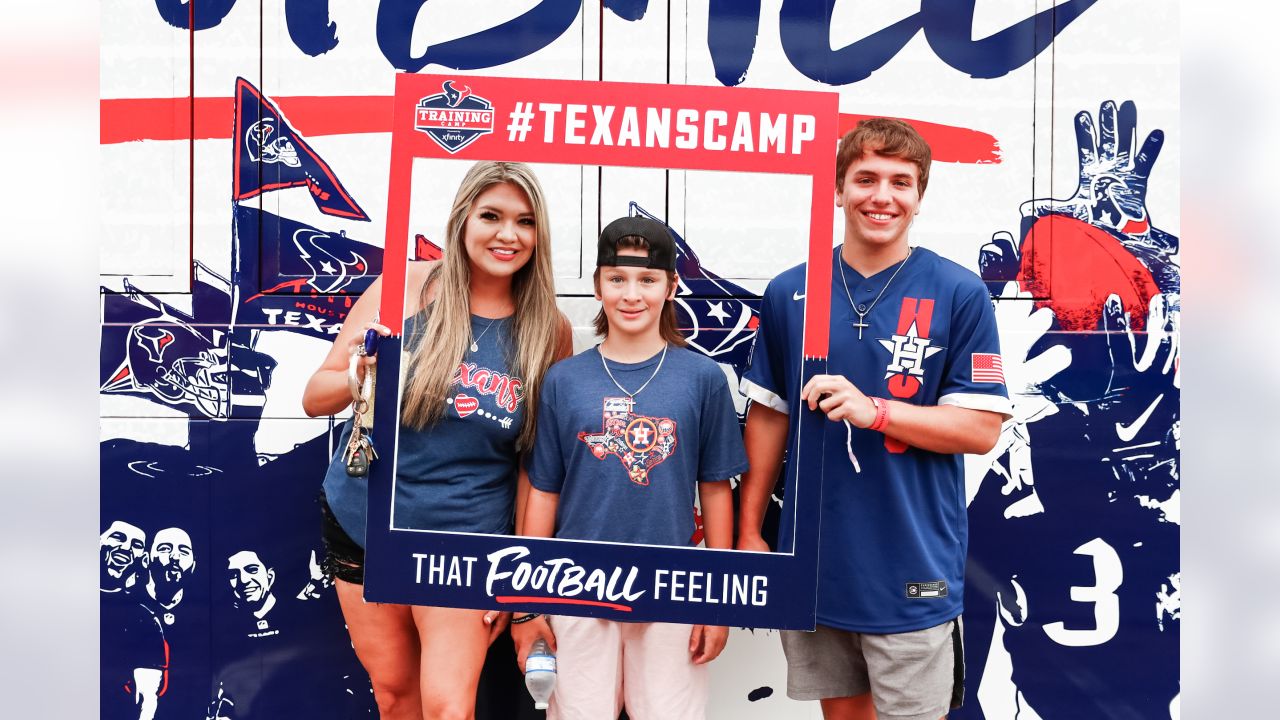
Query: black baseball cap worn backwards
xmin=597 ymin=216 xmax=677 ymax=271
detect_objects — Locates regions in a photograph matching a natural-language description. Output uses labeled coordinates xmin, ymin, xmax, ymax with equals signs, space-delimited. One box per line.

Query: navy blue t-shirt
xmin=742 ymin=246 xmax=1012 ymax=633
xmin=529 ymin=345 xmax=748 ymax=547
xmin=324 ymin=312 xmax=526 ymax=546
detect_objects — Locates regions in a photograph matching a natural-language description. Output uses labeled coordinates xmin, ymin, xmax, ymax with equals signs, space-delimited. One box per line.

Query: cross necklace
xmin=838 ymin=246 xmax=913 ymax=340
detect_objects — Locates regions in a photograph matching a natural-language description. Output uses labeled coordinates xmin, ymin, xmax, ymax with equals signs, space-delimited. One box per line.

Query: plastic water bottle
xmin=524 ymin=637 xmax=557 ymax=710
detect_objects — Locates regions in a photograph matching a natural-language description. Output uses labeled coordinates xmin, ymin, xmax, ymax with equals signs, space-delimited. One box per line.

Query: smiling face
xmin=100 ymin=521 xmax=146 ymax=586
xmin=150 ymin=527 xmax=195 ymax=588
xmin=461 ymin=181 xmax=537 ymax=284
xmin=227 ymin=550 xmax=274 ymax=609
xmin=836 ymin=151 xmax=923 ymax=253
xmin=595 ymin=247 xmax=677 ymax=342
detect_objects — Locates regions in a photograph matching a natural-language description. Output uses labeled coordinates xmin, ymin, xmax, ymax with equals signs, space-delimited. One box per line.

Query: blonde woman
xmin=303 ymin=161 xmax=571 ymax=719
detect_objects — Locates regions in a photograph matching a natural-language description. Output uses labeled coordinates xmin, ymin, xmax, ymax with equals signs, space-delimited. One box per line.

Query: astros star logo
xmin=877 ymin=330 xmax=943 ymax=380
xmin=578 ymin=397 xmax=678 ymax=485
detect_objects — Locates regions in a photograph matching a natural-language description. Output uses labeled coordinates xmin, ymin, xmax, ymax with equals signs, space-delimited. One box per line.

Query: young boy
xmin=513 ymin=215 xmax=748 ymax=720
xmin=737 ymin=118 xmax=1013 ymax=720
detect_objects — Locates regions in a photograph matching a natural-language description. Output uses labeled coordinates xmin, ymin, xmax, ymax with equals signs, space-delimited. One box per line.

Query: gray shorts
xmin=780 ymin=617 xmax=964 ymax=720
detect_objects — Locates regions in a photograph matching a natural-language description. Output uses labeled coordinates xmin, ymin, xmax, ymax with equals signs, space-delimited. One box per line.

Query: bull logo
xmin=293 ymin=229 xmax=369 ymax=293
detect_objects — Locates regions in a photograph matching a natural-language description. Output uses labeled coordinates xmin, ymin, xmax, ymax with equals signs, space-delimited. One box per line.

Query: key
xmin=342 ymin=413 xmax=364 ymax=461
xmin=360 ymin=431 xmax=379 ymax=461
xmin=345 ymin=442 xmax=370 ymax=477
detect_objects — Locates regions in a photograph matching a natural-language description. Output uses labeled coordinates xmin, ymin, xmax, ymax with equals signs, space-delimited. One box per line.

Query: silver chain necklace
xmin=600 ymin=344 xmax=668 ymax=398
xmin=838 ymin=246 xmax=913 ymax=340
xmin=470 ymin=316 xmax=498 ymax=353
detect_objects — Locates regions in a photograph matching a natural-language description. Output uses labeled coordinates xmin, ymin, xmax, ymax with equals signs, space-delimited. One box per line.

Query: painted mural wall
xmin=100 ymin=2 xmax=1179 ymax=718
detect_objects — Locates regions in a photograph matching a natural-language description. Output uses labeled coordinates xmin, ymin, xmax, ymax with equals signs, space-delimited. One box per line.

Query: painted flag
xmin=232 ymin=77 xmax=370 ymax=221
xmin=415 ymin=234 xmax=443 ymax=261
xmin=972 ymin=353 xmax=1005 ymax=384
xmin=233 ymin=205 xmax=381 ymax=338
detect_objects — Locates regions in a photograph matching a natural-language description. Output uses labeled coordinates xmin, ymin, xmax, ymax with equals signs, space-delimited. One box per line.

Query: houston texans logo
xmin=578 ymin=397 xmax=677 ymax=486
xmin=442 ymin=80 xmax=472 ymax=107
xmin=134 ymin=326 xmax=176 ymax=363
xmin=292 ymin=229 xmax=368 ymax=293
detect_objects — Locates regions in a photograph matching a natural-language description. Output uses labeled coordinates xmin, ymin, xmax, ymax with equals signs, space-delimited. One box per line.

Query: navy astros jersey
xmin=743 ymin=245 xmax=1012 ymax=633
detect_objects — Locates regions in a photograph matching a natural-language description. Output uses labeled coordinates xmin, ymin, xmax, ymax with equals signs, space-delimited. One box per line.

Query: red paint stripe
xmin=101 ymin=96 xmax=1001 ymax=163
xmin=838 ymin=113 xmax=1002 ymax=164
xmin=495 ymin=595 xmax=634 ymax=612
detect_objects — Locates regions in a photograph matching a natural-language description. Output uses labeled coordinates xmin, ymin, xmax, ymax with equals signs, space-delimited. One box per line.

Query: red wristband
xmin=868 ymin=397 xmax=890 ymax=432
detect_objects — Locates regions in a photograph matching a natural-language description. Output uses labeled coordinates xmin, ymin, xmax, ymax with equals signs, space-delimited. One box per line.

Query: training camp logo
xmin=414 ymin=80 xmax=495 ymax=154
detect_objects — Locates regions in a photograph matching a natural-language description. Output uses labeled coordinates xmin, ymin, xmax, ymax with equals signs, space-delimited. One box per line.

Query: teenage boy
xmin=737 ymin=118 xmax=1012 ymax=720
xmin=515 ymin=216 xmax=747 ymax=720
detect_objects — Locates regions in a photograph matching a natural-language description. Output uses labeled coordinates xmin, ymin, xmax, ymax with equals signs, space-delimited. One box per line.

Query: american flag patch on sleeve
xmin=971 ymin=353 xmax=1005 ymax=384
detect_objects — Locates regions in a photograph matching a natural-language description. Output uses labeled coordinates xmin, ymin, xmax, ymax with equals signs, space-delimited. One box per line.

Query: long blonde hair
xmin=400 ymin=161 xmax=560 ymax=450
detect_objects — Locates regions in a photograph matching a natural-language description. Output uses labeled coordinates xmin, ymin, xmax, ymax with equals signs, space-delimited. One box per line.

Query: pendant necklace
xmin=600 ymin=344 xmax=668 ymax=398
xmin=838 ymin=246 xmax=913 ymax=340
xmin=470 ymin=316 xmax=498 ymax=353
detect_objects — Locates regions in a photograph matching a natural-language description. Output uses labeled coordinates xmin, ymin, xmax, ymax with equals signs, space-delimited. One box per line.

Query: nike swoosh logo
xmin=1115 ymin=393 xmax=1163 ymax=443
xmin=792 ymin=291 xmax=805 ymax=301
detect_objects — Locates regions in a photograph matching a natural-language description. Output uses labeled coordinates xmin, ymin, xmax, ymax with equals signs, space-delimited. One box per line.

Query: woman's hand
xmin=348 ymin=322 xmax=391 ymax=389
xmin=302 ymin=275 xmax=388 ymax=417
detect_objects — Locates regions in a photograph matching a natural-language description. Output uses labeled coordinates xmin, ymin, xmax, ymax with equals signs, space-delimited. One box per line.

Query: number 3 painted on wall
xmin=1043 ymin=538 xmax=1123 ymax=647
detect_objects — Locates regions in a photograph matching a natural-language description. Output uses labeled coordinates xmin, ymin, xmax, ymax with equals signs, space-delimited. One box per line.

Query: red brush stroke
xmin=495 ymin=595 xmax=633 ymax=612
xmin=101 ymin=97 xmax=1001 ymax=163
xmin=837 ymin=113 xmax=1001 ymax=164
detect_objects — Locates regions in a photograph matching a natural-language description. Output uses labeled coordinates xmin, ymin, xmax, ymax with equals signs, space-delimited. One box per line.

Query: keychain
xmin=344 ymin=329 xmax=381 ymax=477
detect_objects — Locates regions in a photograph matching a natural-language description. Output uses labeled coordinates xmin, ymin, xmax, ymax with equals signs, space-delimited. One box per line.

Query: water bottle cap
xmin=535 ymin=702 xmax=548 ymax=710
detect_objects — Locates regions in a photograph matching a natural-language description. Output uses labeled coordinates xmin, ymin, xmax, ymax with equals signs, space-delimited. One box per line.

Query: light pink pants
xmin=546 ymin=615 xmax=708 ymax=720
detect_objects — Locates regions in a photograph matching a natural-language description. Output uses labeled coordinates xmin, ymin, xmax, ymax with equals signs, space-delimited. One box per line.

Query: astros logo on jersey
xmin=578 ymin=397 xmax=677 ymax=486
xmin=876 ymin=297 xmax=944 ymax=452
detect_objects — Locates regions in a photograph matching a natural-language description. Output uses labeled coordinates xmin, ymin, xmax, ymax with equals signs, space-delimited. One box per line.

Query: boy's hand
xmin=511 ymin=615 xmax=557 ymax=671
xmin=801 ymin=374 xmax=876 ymax=428
xmin=689 ymin=624 xmax=728 ymax=664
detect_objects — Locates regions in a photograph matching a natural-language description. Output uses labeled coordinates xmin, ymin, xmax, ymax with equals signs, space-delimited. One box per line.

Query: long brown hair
xmin=400 ymin=161 xmax=559 ymax=450
xmin=591 ymin=235 xmax=687 ymax=348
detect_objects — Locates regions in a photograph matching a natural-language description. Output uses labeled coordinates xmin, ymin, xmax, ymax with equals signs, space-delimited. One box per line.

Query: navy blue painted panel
xmin=204 ymin=421 xmax=376 ymax=719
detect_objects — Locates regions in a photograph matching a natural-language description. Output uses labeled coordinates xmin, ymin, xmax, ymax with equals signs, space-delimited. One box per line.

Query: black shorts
xmin=319 ymin=492 xmax=365 ymax=585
